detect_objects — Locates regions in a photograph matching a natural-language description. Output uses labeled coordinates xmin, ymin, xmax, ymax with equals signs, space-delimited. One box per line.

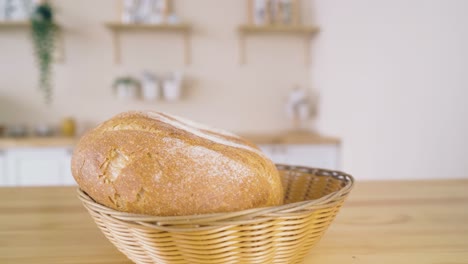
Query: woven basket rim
xmin=78 ymin=165 xmax=354 ymax=226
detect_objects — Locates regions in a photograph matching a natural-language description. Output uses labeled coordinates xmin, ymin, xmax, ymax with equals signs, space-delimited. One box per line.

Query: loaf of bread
xmin=71 ymin=111 xmax=283 ymax=216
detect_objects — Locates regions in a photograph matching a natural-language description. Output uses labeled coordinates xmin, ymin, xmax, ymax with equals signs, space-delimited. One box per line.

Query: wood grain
xmin=105 ymin=22 xmax=191 ymax=31
xmin=1 ymin=179 xmax=467 ymax=263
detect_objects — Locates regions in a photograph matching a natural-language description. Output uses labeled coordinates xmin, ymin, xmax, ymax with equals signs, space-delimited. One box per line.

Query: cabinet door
xmin=0 ymin=150 xmax=6 ymax=186
xmin=259 ymin=144 xmax=287 ymax=164
xmin=62 ymin=148 xmax=77 ymax=186
xmin=6 ymin=148 xmax=71 ymax=186
xmin=283 ymin=145 xmax=340 ymax=169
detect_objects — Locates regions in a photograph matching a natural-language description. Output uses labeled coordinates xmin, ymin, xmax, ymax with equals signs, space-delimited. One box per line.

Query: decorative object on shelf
xmin=285 ymin=85 xmax=311 ymax=130
xmin=0 ymin=1 xmax=4 ymax=20
xmin=60 ymin=117 xmax=76 ymax=137
xmin=134 ymin=0 xmax=152 ymax=23
xmin=248 ymin=0 xmax=298 ymax=26
xmin=140 ymin=71 xmax=160 ymax=101
xmin=30 ymin=0 xmax=57 ymax=104
xmin=162 ymin=71 xmax=183 ymax=101
xmin=34 ymin=123 xmax=55 ymax=137
xmin=278 ymin=0 xmax=294 ymax=24
xmin=0 ymin=0 xmax=33 ymax=21
xmin=252 ymin=0 xmax=267 ymax=25
xmin=113 ymin=76 xmax=140 ymax=100
xmin=0 ymin=124 xmax=5 ymax=137
xmin=6 ymin=124 xmax=28 ymax=137
xmin=151 ymin=0 xmax=170 ymax=24
xmin=121 ymin=0 xmax=137 ymax=24
xmin=120 ymin=0 xmax=172 ymax=24
xmin=112 ymin=71 xmax=184 ymax=102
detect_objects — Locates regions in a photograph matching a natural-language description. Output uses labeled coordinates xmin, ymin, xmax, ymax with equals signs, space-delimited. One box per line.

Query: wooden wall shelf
xmin=0 ymin=21 xmax=30 ymax=28
xmin=238 ymin=24 xmax=319 ymax=65
xmin=239 ymin=24 xmax=319 ymax=34
xmin=0 ymin=21 xmax=61 ymax=29
xmin=105 ymin=22 xmax=192 ymax=65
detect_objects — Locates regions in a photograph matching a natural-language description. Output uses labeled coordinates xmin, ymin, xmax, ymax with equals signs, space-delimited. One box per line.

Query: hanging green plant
xmin=30 ymin=2 xmax=57 ymax=104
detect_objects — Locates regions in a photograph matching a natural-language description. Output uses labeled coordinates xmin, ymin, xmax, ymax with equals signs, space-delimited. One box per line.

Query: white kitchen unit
xmin=0 ymin=150 xmax=6 ymax=186
xmin=0 ymin=133 xmax=340 ymax=186
xmin=259 ymin=144 xmax=340 ymax=169
xmin=2 ymin=147 xmax=75 ymax=187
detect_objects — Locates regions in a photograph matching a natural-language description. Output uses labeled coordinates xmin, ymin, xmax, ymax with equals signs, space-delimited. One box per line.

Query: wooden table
xmin=1 ymin=180 xmax=467 ymax=264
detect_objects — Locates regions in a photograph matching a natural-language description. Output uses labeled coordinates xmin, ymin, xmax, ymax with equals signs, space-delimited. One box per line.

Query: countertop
xmin=0 ymin=136 xmax=77 ymax=148
xmin=0 ymin=131 xmax=340 ymax=148
xmin=1 ymin=179 xmax=467 ymax=263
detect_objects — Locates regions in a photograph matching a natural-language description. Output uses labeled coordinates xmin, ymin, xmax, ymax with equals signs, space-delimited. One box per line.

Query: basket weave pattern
xmin=79 ymin=165 xmax=354 ymax=264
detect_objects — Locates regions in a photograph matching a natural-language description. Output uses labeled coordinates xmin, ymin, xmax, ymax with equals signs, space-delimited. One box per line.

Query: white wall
xmin=314 ymin=0 xmax=468 ymax=180
xmin=0 ymin=0 xmax=313 ymax=133
xmin=1 ymin=0 xmax=467 ymax=181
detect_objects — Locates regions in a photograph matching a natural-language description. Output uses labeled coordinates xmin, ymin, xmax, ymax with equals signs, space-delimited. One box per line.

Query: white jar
xmin=163 ymin=80 xmax=181 ymax=101
xmin=141 ymin=80 xmax=160 ymax=101
xmin=116 ymin=83 xmax=139 ymax=100
xmin=297 ymin=103 xmax=310 ymax=121
xmin=122 ymin=0 xmax=136 ymax=24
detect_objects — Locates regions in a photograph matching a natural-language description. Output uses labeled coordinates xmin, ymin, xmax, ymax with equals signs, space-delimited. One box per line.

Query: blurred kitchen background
xmin=0 ymin=0 xmax=467 ymax=187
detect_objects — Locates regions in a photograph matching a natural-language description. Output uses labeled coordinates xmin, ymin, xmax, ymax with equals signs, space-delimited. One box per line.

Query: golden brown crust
xmin=71 ymin=111 xmax=283 ymax=216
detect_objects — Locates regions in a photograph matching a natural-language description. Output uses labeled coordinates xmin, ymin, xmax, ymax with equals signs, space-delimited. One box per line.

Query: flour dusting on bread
xmin=162 ymin=137 xmax=250 ymax=181
xmin=163 ymin=113 xmax=241 ymax=139
xmin=144 ymin=111 xmax=265 ymax=157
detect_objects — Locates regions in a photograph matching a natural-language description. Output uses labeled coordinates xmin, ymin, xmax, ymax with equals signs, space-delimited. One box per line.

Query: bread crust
xmin=71 ymin=111 xmax=283 ymax=216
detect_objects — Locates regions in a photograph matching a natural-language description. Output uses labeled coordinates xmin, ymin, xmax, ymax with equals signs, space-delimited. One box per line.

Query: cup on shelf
xmin=254 ymin=0 xmax=268 ymax=25
xmin=163 ymin=71 xmax=183 ymax=101
xmin=34 ymin=124 xmax=55 ymax=137
xmin=163 ymin=80 xmax=180 ymax=101
xmin=140 ymin=71 xmax=160 ymax=101
xmin=122 ymin=0 xmax=138 ymax=24
xmin=113 ymin=76 xmax=140 ymax=100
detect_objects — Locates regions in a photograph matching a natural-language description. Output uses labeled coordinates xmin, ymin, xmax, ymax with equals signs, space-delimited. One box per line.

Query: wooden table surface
xmin=1 ymin=179 xmax=467 ymax=264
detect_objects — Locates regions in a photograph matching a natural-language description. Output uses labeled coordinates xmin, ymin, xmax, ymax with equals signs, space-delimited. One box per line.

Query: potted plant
xmin=113 ymin=76 xmax=140 ymax=100
xmin=30 ymin=0 xmax=57 ymax=104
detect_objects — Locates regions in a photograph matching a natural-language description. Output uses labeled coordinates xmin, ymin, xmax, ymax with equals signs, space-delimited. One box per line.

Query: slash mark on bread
xmin=99 ymin=148 xmax=129 ymax=183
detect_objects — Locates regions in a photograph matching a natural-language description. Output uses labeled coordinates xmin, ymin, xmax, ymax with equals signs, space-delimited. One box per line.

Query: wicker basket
xmin=78 ymin=165 xmax=354 ymax=264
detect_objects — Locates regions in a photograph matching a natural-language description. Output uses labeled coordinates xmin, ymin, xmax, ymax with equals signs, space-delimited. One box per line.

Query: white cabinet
xmin=0 ymin=142 xmax=339 ymax=186
xmin=1 ymin=147 xmax=75 ymax=187
xmin=62 ymin=150 xmax=75 ymax=185
xmin=259 ymin=144 xmax=340 ymax=169
xmin=0 ymin=150 xmax=6 ymax=185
